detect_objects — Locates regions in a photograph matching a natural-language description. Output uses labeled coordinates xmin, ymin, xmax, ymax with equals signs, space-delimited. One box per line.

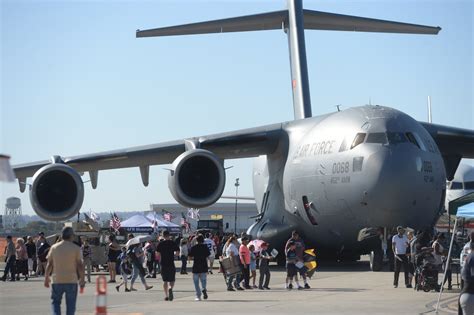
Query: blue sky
xmin=1 ymin=0 xmax=472 ymax=216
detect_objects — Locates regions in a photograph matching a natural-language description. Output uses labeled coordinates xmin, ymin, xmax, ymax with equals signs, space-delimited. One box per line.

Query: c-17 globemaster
xmin=12 ymin=0 xmax=474 ymax=270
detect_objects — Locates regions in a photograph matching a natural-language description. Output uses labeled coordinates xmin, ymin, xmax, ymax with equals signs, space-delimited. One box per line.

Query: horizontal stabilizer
xmin=137 ymin=10 xmax=287 ymax=37
xmin=303 ymin=10 xmax=441 ymax=34
xmin=136 ymin=9 xmax=440 ymax=38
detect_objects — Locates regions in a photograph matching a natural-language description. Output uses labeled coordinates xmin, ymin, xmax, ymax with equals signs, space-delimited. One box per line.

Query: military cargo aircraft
xmin=12 ymin=0 xmax=474 ymax=270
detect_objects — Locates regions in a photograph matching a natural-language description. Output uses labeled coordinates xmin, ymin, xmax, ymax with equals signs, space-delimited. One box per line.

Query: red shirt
xmin=239 ymin=244 xmax=250 ymax=265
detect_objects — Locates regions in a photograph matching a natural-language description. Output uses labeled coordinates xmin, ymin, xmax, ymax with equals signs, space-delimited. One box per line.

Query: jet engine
xmin=30 ymin=163 xmax=84 ymax=221
xmin=168 ymin=149 xmax=225 ymax=208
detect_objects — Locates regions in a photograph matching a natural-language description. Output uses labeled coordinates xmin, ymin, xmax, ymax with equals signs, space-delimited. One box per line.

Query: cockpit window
xmin=350 ymin=133 xmax=366 ymax=149
xmin=366 ymin=133 xmax=388 ymax=144
xmin=387 ymin=132 xmax=407 ymax=144
xmin=465 ymin=182 xmax=474 ymax=190
xmin=405 ymin=132 xmax=420 ymax=149
xmin=450 ymin=182 xmax=462 ymax=190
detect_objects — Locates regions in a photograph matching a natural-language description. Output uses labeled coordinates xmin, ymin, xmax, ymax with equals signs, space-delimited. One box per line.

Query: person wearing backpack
xmin=116 ymin=247 xmax=131 ymax=292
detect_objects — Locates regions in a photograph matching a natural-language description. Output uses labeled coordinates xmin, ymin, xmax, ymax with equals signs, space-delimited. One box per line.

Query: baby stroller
xmin=414 ymin=248 xmax=440 ymax=292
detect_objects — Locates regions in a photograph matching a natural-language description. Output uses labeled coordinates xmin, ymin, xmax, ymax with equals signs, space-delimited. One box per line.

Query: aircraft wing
xmin=13 ymin=123 xmax=284 ymax=191
xmin=420 ymin=122 xmax=474 ymax=180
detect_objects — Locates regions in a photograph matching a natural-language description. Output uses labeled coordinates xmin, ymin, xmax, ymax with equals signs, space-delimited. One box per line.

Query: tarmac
xmin=0 ymin=257 xmax=461 ymax=315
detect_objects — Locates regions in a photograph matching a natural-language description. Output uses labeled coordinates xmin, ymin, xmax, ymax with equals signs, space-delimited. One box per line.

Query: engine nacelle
xmin=168 ymin=149 xmax=225 ymax=208
xmin=30 ymin=163 xmax=84 ymax=221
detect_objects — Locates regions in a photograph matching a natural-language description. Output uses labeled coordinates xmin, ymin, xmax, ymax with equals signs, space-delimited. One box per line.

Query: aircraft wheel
xmin=369 ymin=249 xmax=383 ymax=272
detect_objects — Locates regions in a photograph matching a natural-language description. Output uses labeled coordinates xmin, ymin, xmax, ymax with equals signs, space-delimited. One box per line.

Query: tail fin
xmin=137 ymin=0 xmax=441 ymax=120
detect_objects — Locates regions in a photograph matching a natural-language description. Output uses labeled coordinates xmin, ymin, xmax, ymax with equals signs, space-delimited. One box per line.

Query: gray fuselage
xmin=250 ymin=105 xmax=446 ymax=254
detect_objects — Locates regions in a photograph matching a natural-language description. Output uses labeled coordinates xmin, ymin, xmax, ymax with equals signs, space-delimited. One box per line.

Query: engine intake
xmin=168 ymin=149 xmax=225 ymax=208
xmin=30 ymin=164 xmax=84 ymax=221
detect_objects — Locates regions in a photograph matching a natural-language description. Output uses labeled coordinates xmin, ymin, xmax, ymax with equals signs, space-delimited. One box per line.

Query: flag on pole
xmin=187 ymin=208 xmax=200 ymax=220
xmin=89 ymin=211 xmax=100 ymax=222
xmin=110 ymin=212 xmax=121 ymax=232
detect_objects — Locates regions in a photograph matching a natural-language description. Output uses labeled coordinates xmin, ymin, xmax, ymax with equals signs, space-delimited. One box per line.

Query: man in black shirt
xmin=189 ymin=234 xmax=210 ymax=301
xmin=156 ymin=230 xmax=179 ymax=301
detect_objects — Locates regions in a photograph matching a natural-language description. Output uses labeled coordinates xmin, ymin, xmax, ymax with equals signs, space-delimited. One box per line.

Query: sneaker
xmin=297 ymin=286 xmax=304 ymax=290
xmin=406 ymin=284 xmax=412 ymax=289
xmin=258 ymin=286 xmax=264 ymax=290
xmin=195 ymin=297 xmax=201 ymax=301
xmin=165 ymin=297 xmax=169 ymax=301
xmin=393 ymin=284 xmax=398 ymax=288
xmin=304 ymin=283 xmax=310 ymax=289
xmin=252 ymin=285 xmax=258 ymax=289
xmin=286 ymin=285 xmax=292 ymax=290
xmin=288 ymin=283 xmax=293 ymax=289
xmin=244 ymin=286 xmax=252 ymax=290
xmin=202 ymin=289 xmax=208 ymax=300
xmin=236 ymin=286 xmax=244 ymax=291
xmin=227 ymin=288 xmax=235 ymax=291
xmin=145 ymin=285 xmax=153 ymax=290
xmin=115 ymin=286 xmax=120 ymax=292
xmin=448 ymin=285 xmax=453 ymax=290
xmin=264 ymin=286 xmax=271 ymax=290
xmin=130 ymin=288 xmax=137 ymax=291
xmin=169 ymin=288 xmax=174 ymax=301
xmin=125 ymin=288 xmax=131 ymax=292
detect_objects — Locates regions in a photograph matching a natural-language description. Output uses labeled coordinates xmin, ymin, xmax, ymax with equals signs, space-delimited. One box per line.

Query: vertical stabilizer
xmin=286 ymin=0 xmax=312 ymax=120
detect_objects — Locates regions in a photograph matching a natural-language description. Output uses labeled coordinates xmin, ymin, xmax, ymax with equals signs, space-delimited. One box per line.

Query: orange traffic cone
xmin=95 ymin=275 xmax=107 ymax=315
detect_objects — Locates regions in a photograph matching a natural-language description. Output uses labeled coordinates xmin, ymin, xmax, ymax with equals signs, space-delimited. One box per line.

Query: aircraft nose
xmin=361 ymin=145 xmax=441 ymax=229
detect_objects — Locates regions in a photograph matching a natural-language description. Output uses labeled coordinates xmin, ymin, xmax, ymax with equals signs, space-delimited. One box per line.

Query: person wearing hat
xmin=392 ymin=226 xmax=411 ymax=288
xmin=44 ymin=227 xmax=85 ymax=315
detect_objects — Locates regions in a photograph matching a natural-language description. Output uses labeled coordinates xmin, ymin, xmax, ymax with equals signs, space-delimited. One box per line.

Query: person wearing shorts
xmin=285 ymin=241 xmax=302 ymax=290
xmin=156 ymin=230 xmax=179 ymax=301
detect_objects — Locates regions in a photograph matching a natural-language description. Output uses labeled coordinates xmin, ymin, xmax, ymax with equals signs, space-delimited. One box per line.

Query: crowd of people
xmin=1 ymin=232 xmax=50 ymax=282
xmin=108 ymin=229 xmax=312 ymax=299
xmin=3 ymin=225 xmax=474 ymax=314
xmin=386 ymin=226 xmax=474 ymax=315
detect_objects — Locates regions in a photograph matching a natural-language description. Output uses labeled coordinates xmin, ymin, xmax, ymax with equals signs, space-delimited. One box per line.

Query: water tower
xmin=4 ymin=197 xmax=23 ymax=229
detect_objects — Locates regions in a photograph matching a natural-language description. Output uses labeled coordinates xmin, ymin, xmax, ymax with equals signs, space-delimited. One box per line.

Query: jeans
xmin=227 ymin=273 xmax=241 ymax=289
xmin=193 ymin=273 xmax=207 ymax=298
xmin=180 ymin=255 xmax=187 ymax=273
xmin=131 ymin=262 xmax=146 ymax=286
xmin=83 ymin=258 xmax=91 ymax=283
xmin=51 ymin=283 xmax=78 ymax=315
xmin=2 ymin=256 xmax=16 ymax=280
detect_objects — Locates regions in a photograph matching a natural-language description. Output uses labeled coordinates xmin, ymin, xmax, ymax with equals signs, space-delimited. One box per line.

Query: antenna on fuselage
xmin=427 ymin=96 xmax=433 ymax=123
xmin=136 ymin=0 xmax=441 ymax=121
xmin=336 ymin=105 xmax=342 ymax=112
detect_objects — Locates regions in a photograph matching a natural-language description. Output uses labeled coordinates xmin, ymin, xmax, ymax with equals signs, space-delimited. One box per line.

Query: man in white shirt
xmin=392 ymin=226 xmax=411 ymax=288
xmin=204 ymin=234 xmax=216 ymax=274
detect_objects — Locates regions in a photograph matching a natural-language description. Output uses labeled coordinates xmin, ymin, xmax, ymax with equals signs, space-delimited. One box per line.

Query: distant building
xmin=149 ymin=202 xmax=258 ymax=234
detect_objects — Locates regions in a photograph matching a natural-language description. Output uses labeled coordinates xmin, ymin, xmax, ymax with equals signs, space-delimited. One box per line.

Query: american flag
xmin=110 ymin=212 xmax=121 ymax=232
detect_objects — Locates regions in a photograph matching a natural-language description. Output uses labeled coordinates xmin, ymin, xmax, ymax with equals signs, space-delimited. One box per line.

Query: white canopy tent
xmin=436 ymin=193 xmax=474 ymax=313
xmin=120 ymin=214 xmax=181 ymax=234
